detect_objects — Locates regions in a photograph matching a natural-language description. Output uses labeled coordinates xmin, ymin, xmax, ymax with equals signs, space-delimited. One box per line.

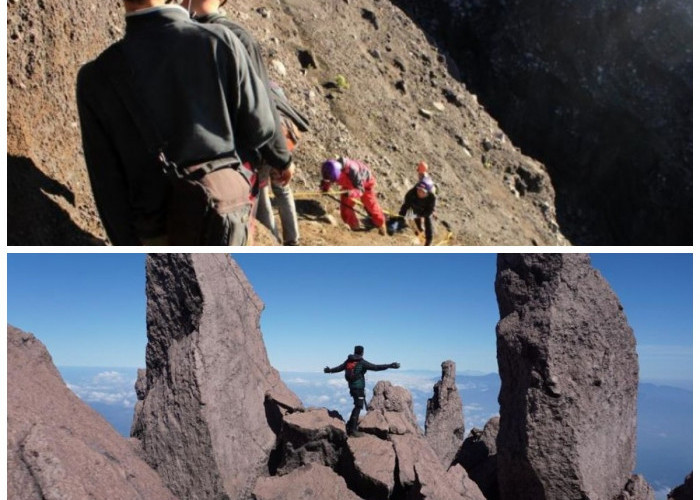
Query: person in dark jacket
xmin=184 ymin=0 xmax=300 ymax=245
xmin=323 ymin=345 xmax=400 ymax=436
xmin=389 ymin=177 xmax=437 ymax=245
xmin=76 ymin=0 xmax=294 ymax=245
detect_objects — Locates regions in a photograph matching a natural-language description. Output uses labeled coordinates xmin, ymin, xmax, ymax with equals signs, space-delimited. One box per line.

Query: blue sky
xmin=6 ymin=253 xmax=693 ymax=382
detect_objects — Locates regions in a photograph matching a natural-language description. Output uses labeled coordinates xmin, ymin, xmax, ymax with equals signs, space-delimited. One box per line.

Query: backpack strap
xmin=97 ymin=43 xmax=182 ymax=179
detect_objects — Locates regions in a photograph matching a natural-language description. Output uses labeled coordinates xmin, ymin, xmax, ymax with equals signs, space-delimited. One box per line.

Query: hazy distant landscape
xmin=59 ymin=367 xmax=691 ymax=499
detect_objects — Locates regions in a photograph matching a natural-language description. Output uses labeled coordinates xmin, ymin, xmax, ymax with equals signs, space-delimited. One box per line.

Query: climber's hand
xmin=323 ymin=366 xmax=331 ymax=373
xmin=390 ymin=362 xmax=400 ymax=369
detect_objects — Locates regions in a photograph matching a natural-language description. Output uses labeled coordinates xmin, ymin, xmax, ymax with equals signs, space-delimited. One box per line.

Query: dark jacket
xmin=195 ymin=12 xmax=292 ymax=170
xmin=76 ymin=6 xmax=276 ymax=244
xmin=328 ymin=354 xmax=393 ymax=390
xmin=399 ymin=187 xmax=436 ymax=245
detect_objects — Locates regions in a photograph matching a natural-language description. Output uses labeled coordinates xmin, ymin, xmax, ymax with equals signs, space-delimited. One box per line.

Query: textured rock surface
xmin=359 ymin=380 xmax=422 ymax=437
xmin=252 ymin=463 xmax=363 ymax=500
xmin=346 ymin=434 xmax=397 ymax=498
xmin=455 ymin=416 xmax=500 ymax=499
xmin=616 ymin=474 xmax=655 ymax=500
xmin=425 ymin=360 xmax=465 ymax=467
xmin=7 ymin=325 xmax=176 ymax=500
xmin=395 ymin=0 xmax=691 ymax=245
xmin=392 ymin=433 xmax=486 ymax=500
xmin=133 ymin=254 xmax=302 ymax=500
xmin=668 ymin=472 xmax=693 ymax=500
xmin=495 ymin=254 xmax=641 ymax=499
xmin=272 ymin=408 xmax=347 ymax=475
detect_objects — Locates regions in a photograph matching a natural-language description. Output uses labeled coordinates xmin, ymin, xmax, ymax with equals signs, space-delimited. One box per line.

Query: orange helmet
xmin=417 ymin=161 xmax=428 ymax=174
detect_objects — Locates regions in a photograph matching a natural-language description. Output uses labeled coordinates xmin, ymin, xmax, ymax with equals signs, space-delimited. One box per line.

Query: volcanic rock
xmin=7 ymin=325 xmax=175 ymax=500
xmin=425 ymin=360 xmax=465 ymax=467
xmin=616 ymin=474 xmax=655 ymax=500
xmin=359 ymin=380 xmax=422 ymax=437
xmin=132 ymin=254 xmax=302 ymax=500
xmin=455 ymin=416 xmax=500 ymax=499
xmin=252 ymin=463 xmax=363 ymax=500
xmin=668 ymin=472 xmax=692 ymax=500
xmin=272 ymin=408 xmax=347 ymax=475
xmin=346 ymin=433 xmax=397 ymax=498
xmin=494 ymin=253 xmax=644 ymax=499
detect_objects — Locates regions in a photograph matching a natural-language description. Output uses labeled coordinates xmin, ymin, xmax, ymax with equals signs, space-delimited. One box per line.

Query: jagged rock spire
xmin=495 ymin=254 xmax=649 ymax=500
xmin=133 ymin=254 xmax=301 ymax=500
xmin=425 ymin=360 xmax=465 ymax=467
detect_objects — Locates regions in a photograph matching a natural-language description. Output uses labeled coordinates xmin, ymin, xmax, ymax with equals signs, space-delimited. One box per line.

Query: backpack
xmin=345 ymin=360 xmax=362 ymax=382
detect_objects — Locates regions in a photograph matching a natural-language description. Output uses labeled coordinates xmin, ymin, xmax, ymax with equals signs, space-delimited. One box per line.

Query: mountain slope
xmin=7 ymin=0 xmax=567 ymax=245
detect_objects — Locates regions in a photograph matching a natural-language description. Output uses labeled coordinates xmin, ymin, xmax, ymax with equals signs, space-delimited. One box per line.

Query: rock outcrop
xmin=360 ymin=380 xmax=422 ymax=437
xmin=668 ymin=472 xmax=693 ymax=500
xmin=345 ymin=380 xmax=486 ymax=499
xmin=7 ymin=325 xmax=176 ymax=500
xmin=271 ymin=408 xmax=347 ymax=475
xmin=252 ymin=463 xmax=363 ymax=500
xmin=425 ymin=360 xmax=465 ymax=467
xmin=455 ymin=416 xmax=500 ymax=499
xmin=132 ymin=254 xmax=302 ymax=500
xmin=494 ymin=253 xmax=650 ymax=499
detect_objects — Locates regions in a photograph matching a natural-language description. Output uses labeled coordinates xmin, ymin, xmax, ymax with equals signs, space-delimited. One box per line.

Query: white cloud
xmin=93 ymin=371 xmax=127 ymax=384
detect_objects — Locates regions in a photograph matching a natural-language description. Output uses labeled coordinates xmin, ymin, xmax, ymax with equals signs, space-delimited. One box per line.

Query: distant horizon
xmin=54 ymin=364 xmax=693 ymax=391
xmin=8 ymin=253 xmax=692 ymax=386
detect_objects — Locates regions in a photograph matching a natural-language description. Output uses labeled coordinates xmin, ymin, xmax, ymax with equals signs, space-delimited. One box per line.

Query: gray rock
xmin=346 ymin=433 xmax=396 ymax=498
xmin=616 ymin=474 xmax=655 ymax=500
xmin=252 ymin=463 xmax=363 ymax=500
xmin=392 ymin=434 xmax=486 ymax=500
xmin=425 ymin=360 xmax=465 ymax=468
xmin=495 ymin=254 xmax=640 ymax=500
xmin=7 ymin=325 xmax=176 ymax=500
xmin=668 ymin=472 xmax=692 ymax=500
xmin=133 ymin=254 xmax=302 ymax=500
xmin=360 ymin=380 xmax=422 ymax=437
xmin=272 ymin=408 xmax=347 ymax=475
xmin=455 ymin=416 xmax=500 ymax=499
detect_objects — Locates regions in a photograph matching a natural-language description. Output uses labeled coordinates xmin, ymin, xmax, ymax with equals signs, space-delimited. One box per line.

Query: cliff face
xmin=7 ymin=325 xmax=176 ymax=500
xmin=133 ymin=254 xmax=302 ymax=500
xmin=391 ymin=0 xmax=691 ymax=245
xmin=494 ymin=254 xmax=650 ymax=499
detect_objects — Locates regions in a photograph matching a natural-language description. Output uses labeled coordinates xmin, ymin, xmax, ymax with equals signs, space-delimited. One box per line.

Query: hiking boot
xmin=348 ymin=431 xmax=364 ymax=438
xmin=377 ymin=223 xmax=387 ymax=235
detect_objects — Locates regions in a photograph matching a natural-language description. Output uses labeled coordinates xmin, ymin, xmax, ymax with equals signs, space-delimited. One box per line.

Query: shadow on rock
xmin=7 ymin=155 xmax=104 ymax=246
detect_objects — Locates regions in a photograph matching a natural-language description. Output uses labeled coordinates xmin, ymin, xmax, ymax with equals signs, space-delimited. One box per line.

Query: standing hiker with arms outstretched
xmin=323 ymin=345 xmax=400 ymax=436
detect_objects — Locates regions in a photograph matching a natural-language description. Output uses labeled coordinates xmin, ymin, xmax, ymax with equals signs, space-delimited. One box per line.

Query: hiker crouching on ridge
xmin=77 ymin=0 xmax=294 ymax=246
xmin=388 ymin=177 xmax=437 ymax=246
xmin=323 ymin=345 xmax=400 ymax=436
xmin=183 ymin=0 xmax=301 ymax=246
xmin=320 ymin=158 xmax=387 ymax=235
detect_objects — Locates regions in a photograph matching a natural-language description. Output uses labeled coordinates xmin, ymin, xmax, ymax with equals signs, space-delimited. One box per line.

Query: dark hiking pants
xmin=348 ymin=388 xmax=365 ymax=433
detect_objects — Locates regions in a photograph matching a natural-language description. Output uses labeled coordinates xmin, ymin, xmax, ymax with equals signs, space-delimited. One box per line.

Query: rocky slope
xmin=7 ymin=325 xmax=176 ymax=500
xmin=395 ymin=0 xmax=692 ymax=245
xmin=7 ymin=0 xmax=567 ymax=245
xmin=494 ymin=254 xmax=652 ymax=499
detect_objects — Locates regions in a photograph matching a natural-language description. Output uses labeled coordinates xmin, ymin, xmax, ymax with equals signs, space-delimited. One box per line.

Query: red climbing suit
xmin=336 ymin=158 xmax=385 ymax=229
